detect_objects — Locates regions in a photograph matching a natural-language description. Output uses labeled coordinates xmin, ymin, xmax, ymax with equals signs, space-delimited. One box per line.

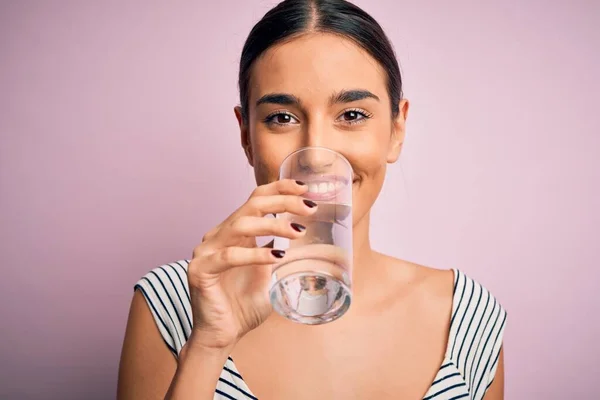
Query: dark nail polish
xmin=271 ymin=249 xmax=285 ymax=258
xmin=291 ymin=222 xmax=306 ymax=232
xmin=303 ymin=199 xmax=317 ymax=208
xmin=296 ymin=180 xmax=306 ymax=185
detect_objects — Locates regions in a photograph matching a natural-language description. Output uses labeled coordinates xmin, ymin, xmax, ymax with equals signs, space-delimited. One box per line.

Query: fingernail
xmin=271 ymin=249 xmax=285 ymax=258
xmin=303 ymin=199 xmax=317 ymax=208
xmin=291 ymin=222 xmax=306 ymax=232
xmin=296 ymin=180 xmax=306 ymax=185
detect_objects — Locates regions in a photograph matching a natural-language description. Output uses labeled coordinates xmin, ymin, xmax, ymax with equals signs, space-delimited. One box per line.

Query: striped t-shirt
xmin=135 ymin=261 xmax=507 ymax=400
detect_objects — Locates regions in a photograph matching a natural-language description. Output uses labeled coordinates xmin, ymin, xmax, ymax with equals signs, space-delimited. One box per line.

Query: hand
xmin=186 ymin=179 xmax=317 ymax=351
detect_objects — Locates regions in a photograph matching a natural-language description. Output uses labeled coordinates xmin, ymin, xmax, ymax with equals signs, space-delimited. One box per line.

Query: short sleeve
xmin=134 ymin=260 xmax=192 ymax=357
xmin=449 ymin=270 xmax=507 ymax=399
xmin=486 ymin=305 xmax=507 ymax=390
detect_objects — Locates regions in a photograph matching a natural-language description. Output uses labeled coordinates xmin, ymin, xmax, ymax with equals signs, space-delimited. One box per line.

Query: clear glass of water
xmin=269 ymin=146 xmax=353 ymax=325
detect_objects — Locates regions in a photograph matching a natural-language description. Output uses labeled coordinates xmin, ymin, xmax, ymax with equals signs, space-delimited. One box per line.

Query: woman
xmin=118 ymin=0 xmax=506 ymax=399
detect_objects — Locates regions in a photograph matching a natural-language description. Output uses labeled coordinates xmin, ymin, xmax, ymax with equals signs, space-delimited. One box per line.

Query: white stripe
xmin=135 ymin=282 xmax=177 ymax=352
xmin=456 ymin=281 xmax=483 ymax=370
xmin=155 ymin=266 xmax=192 ymax=334
xmin=463 ymin=288 xmax=491 ymax=388
xmin=137 ymin=268 xmax=186 ymax=353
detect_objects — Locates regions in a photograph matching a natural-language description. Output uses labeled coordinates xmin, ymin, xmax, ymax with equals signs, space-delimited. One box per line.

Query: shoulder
xmin=450 ymin=269 xmax=507 ymax=331
xmin=135 ymin=260 xmax=191 ymax=294
xmin=394 ymin=261 xmax=507 ymax=397
xmin=383 ymin=260 xmax=506 ymax=397
xmin=134 ymin=260 xmax=192 ymax=356
xmin=448 ymin=269 xmax=507 ymax=397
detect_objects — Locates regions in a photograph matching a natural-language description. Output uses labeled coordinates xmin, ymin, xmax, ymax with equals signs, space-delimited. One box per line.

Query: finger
xmin=198 ymin=246 xmax=285 ymax=275
xmin=226 ymin=215 xmax=307 ymax=240
xmin=244 ymin=194 xmax=318 ymax=217
xmin=251 ymin=179 xmax=308 ymax=197
xmin=200 ymin=183 xmax=311 ymax=248
xmin=199 ymin=181 xmax=309 ymax=249
xmin=202 ymin=226 xmax=220 ymax=243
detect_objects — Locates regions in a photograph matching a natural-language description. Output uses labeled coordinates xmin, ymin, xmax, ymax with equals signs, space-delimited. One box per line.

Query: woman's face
xmin=236 ymin=33 xmax=408 ymax=227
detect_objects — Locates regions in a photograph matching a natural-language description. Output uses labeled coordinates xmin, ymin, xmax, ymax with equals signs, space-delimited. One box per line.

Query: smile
xmin=301 ymin=175 xmax=351 ymax=201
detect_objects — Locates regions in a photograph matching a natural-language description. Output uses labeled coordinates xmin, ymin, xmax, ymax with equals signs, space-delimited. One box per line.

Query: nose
xmin=297 ymin=147 xmax=336 ymax=174
xmin=296 ymin=120 xmax=338 ymax=174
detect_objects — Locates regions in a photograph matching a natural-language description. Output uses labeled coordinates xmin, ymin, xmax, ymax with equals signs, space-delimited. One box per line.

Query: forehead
xmin=250 ymin=33 xmax=389 ymax=103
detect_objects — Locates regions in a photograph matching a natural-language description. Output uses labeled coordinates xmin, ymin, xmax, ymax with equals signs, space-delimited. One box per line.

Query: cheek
xmin=356 ymin=152 xmax=387 ymax=178
xmin=348 ymin=118 xmax=392 ymax=171
xmin=251 ymin=136 xmax=287 ymax=185
xmin=347 ymin=138 xmax=389 ymax=180
xmin=252 ymin=155 xmax=279 ymax=185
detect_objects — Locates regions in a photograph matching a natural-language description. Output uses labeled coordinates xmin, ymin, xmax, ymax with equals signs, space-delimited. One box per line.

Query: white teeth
xmin=306 ymin=181 xmax=345 ymax=195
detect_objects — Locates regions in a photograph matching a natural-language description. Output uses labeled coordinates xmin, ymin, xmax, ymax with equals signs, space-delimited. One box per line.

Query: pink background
xmin=1 ymin=1 xmax=598 ymax=399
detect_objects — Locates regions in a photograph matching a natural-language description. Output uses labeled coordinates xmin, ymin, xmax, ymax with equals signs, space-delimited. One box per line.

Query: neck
xmin=351 ymin=211 xmax=379 ymax=296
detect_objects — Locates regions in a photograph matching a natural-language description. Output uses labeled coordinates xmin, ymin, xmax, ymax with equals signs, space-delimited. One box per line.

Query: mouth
xmin=300 ymin=175 xmax=354 ymax=201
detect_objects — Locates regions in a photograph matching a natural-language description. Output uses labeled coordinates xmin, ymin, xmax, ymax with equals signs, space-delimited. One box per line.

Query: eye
xmin=337 ymin=108 xmax=372 ymax=124
xmin=264 ymin=111 xmax=300 ymax=126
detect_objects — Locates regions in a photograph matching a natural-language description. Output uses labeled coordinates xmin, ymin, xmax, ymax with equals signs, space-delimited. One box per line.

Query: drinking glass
xmin=269 ymin=147 xmax=353 ymax=324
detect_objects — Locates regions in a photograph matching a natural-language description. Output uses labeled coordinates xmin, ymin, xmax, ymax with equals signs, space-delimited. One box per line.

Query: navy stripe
xmin=452 ymin=269 xmax=459 ymax=295
xmin=224 ymin=365 xmax=244 ymax=380
xmin=463 ymin=290 xmax=491 ymax=382
xmin=134 ymin=284 xmax=177 ymax=354
xmin=141 ymin=276 xmax=184 ymax=348
xmin=469 ymin=296 xmax=497 ymax=387
xmin=423 ymin=382 xmax=467 ymax=399
xmin=150 ymin=270 xmax=189 ymax=341
xmin=159 ymin=266 xmax=192 ymax=331
xmin=456 ymin=282 xmax=483 ymax=365
xmin=174 ymin=260 xmax=189 ymax=272
xmin=219 ymin=377 xmax=258 ymax=400
xmin=474 ymin=311 xmax=506 ymax=396
xmin=431 ymin=371 xmax=460 ymax=386
xmin=451 ymin=278 xmax=475 ymax=358
xmin=215 ymin=388 xmax=237 ymax=400
xmin=489 ymin=343 xmax=502 ymax=372
xmin=449 ymin=394 xmax=470 ymax=400
xmin=450 ymin=272 xmax=467 ymax=326
xmin=440 ymin=362 xmax=453 ymax=370
xmin=471 ymin=300 xmax=501 ymax=394
xmin=168 ymin=262 xmax=191 ymax=302
xmin=174 ymin=261 xmax=192 ymax=300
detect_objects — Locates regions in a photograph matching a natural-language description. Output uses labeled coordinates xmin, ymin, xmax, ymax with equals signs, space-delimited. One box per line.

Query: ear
xmin=387 ymin=99 xmax=410 ymax=163
xmin=234 ymin=106 xmax=254 ymax=167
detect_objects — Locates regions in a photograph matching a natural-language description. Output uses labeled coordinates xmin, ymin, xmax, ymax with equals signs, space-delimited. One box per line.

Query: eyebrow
xmin=330 ymin=89 xmax=380 ymax=104
xmin=255 ymin=89 xmax=380 ymax=108
xmin=256 ymin=93 xmax=301 ymax=107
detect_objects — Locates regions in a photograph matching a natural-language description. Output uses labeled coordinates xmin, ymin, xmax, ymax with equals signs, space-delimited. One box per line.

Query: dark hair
xmin=238 ymin=0 xmax=403 ymax=123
